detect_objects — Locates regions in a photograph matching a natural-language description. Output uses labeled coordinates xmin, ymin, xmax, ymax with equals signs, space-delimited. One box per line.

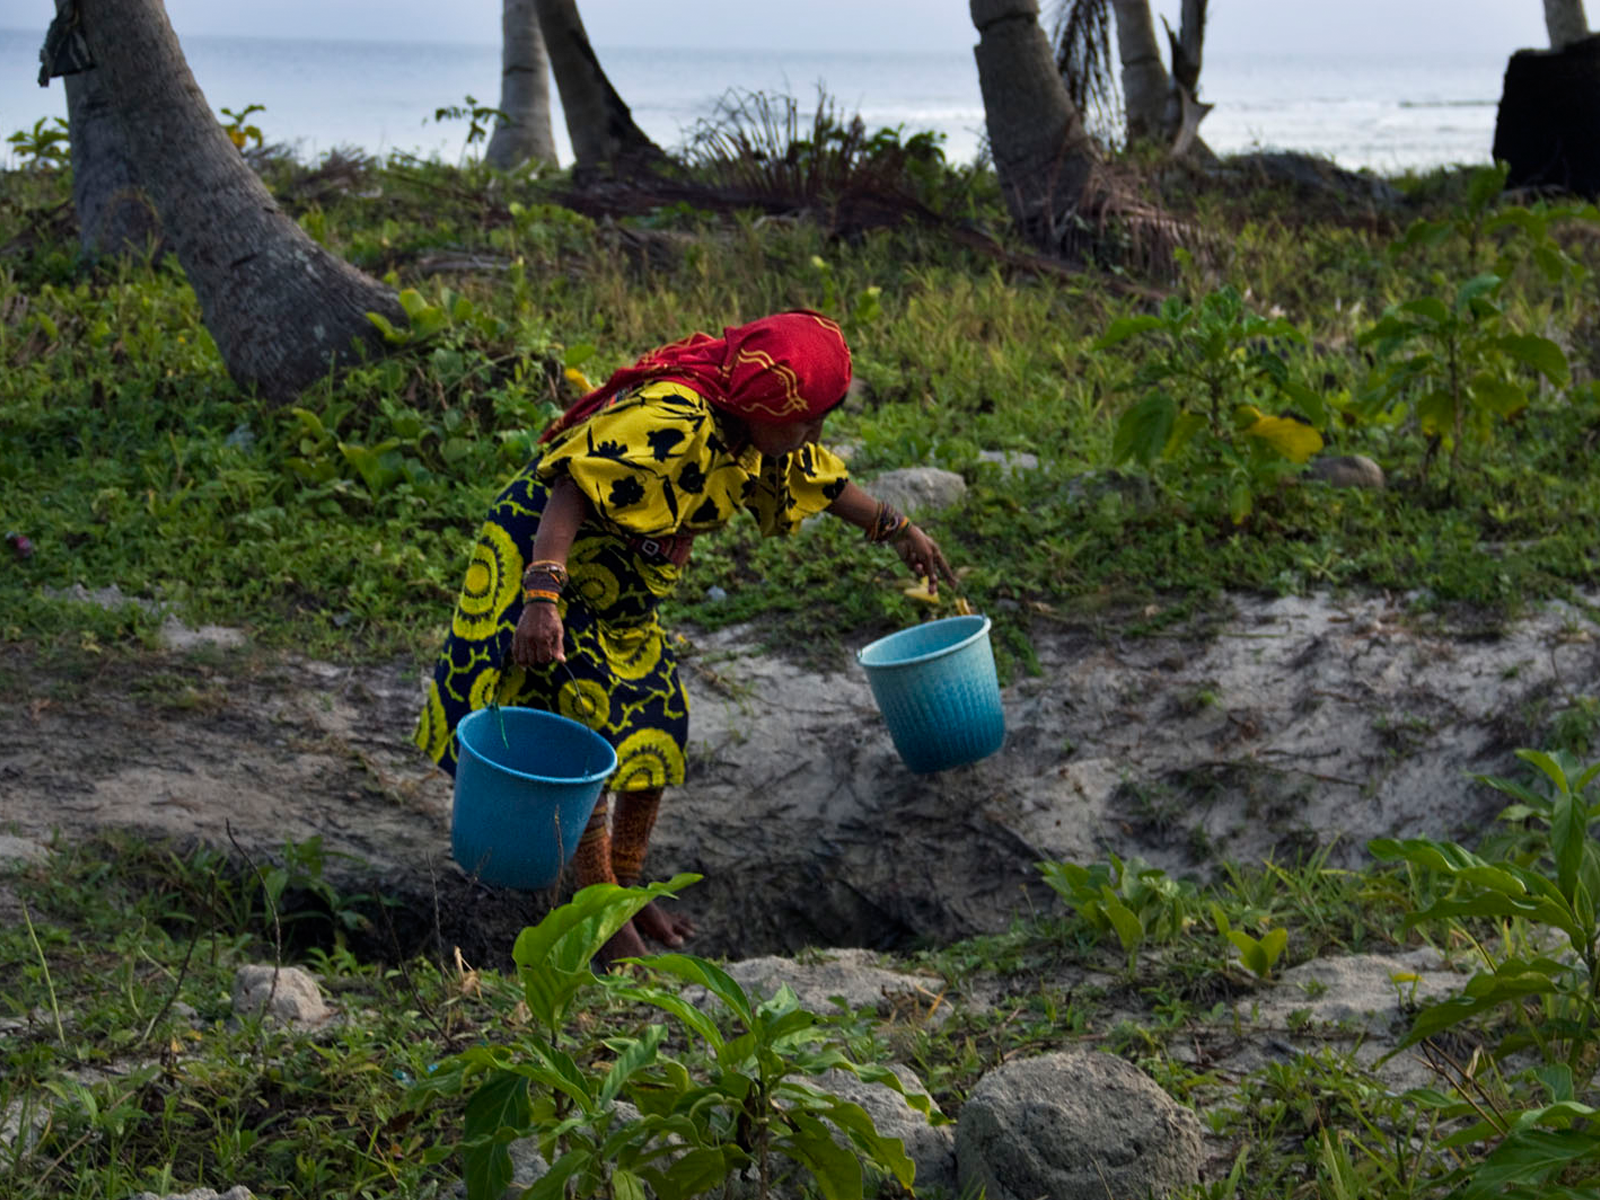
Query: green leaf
xmin=656 ymin=1147 xmax=744 ymax=1197
xmin=600 ymin=1026 xmax=666 ymax=1106
xmin=1112 ymin=393 xmax=1177 ymax=466
xmin=781 ymin=1114 xmax=866 ymax=1200
xmin=1397 ymin=295 xmax=1450 ymax=325
xmin=624 ymin=984 xmax=726 ymax=1051
xmin=1100 ymin=891 xmax=1145 ymax=954
xmin=366 ymin=311 xmax=408 ymax=344
xmin=1469 ymin=374 xmax=1530 ymax=418
xmin=1454 ymin=272 xmax=1504 ymax=314
xmin=1455 ymin=1128 xmax=1600 ymax=1200
xmin=461 ymin=1072 xmax=530 ymax=1200
xmin=1464 ymin=162 xmax=1510 ymax=214
xmin=1094 ymin=315 xmax=1167 ymax=349
xmin=637 ymin=953 xmax=754 ymax=1026
xmin=514 ymin=876 xmax=698 ymax=1028
xmin=1496 ymin=334 xmax=1570 ymax=385
xmin=611 ymin=1167 xmax=647 ymax=1200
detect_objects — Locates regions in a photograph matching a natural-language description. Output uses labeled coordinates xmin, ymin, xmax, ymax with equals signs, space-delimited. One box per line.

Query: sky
xmin=135 ymin=1 xmax=1550 ymax=58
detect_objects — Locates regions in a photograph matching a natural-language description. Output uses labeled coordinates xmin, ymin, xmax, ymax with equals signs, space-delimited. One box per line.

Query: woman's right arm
xmin=512 ymin=476 xmax=589 ymax=666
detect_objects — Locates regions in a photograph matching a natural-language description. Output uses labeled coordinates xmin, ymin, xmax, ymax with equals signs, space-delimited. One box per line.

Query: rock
xmin=811 ymin=1064 xmax=957 ymax=1198
xmin=231 ymin=965 xmax=330 ymax=1027
xmin=159 ymin=617 xmax=247 ymax=651
xmin=128 ymin=1189 xmax=254 ymax=1200
xmin=976 ymin=450 xmax=1039 ymax=478
xmin=955 ymin=1050 xmax=1202 ymax=1200
xmin=0 ymin=835 xmax=47 ymax=867
xmin=1306 ymin=454 xmax=1385 ymax=489
xmin=721 ymin=949 xmax=954 ymax=1026
xmin=862 ymin=467 xmax=967 ymax=515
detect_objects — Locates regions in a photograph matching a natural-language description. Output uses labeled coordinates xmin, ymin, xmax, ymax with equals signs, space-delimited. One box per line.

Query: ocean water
xmin=1 ymin=28 xmax=1511 ymax=176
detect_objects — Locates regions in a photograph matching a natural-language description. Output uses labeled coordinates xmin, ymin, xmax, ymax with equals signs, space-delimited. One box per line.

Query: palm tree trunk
xmin=1545 ymin=0 xmax=1590 ymax=48
xmin=535 ymin=0 xmax=665 ymax=178
xmin=63 ymin=67 xmax=162 ymax=257
xmin=970 ymin=0 xmax=1097 ymax=249
xmin=1109 ymin=0 xmax=1169 ymax=142
xmin=75 ymin=0 xmax=402 ymax=405
xmin=485 ymin=0 xmax=558 ymax=170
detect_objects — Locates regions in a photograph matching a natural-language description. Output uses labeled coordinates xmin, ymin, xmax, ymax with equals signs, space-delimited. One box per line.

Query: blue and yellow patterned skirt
xmin=413 ymin=458 xmax=689 ymax=792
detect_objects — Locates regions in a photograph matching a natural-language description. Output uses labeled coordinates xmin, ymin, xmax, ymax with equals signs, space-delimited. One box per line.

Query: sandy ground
xmin=2 ymin=588 xmax=1597 ymax=964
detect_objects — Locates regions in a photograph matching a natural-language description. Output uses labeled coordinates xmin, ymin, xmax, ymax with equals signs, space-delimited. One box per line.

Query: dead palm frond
xmin=679 ymin=87 xmax=944 ymax=205
xmin=1049 ymin=0 xmax=1122 ymax=146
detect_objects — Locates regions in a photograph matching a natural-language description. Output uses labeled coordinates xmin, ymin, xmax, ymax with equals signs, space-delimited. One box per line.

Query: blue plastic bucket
xmin=856 ymin=614 xmax=1005 ymax=774
xmin=451 ymin=706 xmax=618 ymax=890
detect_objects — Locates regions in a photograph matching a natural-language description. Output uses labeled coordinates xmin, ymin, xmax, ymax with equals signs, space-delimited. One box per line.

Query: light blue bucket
xmin=857 ymin=614 xmax=1005 ymax=774
xmin=451 ymin=706 xmax=617 ymax=890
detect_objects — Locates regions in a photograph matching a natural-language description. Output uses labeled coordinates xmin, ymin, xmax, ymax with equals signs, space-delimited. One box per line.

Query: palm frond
xmin=1049 ymin=0 xmax=1121 ymax=145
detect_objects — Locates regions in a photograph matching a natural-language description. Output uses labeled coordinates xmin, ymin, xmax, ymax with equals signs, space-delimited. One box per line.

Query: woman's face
xmin=745 ymin=413 xmax=827 ymax=457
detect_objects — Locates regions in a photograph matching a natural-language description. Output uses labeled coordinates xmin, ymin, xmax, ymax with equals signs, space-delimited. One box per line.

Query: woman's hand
xmin=894 ymin=524 xmax=957 ymax=593
xmin=512 ymin=602 xmax=567 ymax=666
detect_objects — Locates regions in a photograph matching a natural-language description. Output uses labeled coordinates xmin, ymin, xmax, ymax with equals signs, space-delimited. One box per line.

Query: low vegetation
xmin=5 ymin=100 xmax=1600 ymax=1198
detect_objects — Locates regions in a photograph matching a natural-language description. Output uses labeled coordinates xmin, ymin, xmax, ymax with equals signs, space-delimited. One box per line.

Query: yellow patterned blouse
xmin=536 ymin=381 xmax=850 ymax=537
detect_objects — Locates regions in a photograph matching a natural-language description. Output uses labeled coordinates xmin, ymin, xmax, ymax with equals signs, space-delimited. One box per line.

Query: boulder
xmin=721 ymin=949 xmax=953 ymax=1025
xmin=955 ymin=1050 xmax=1202 ymax=1200
xmin=976 ymin=449 xmax=1039 ymax=478
xmin=231 ymin=965 xmax=330 ymax=1028
xmin=863 ymin=467 xmax=967 ymax=515
xmin=1306 ymin=454 xmax=1385 ymax=489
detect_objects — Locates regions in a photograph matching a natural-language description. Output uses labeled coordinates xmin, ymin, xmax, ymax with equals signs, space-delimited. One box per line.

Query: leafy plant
xmin=418 ymin=878 xmax=930 ymax=1200
xmin=1037 ymin=854 xmax=1198 ymax=972
xmin=7 ymin=118 xmax=71 ymax=171
xmin=1355 ymin=274 xmax=1568 ymax=481
xmin=431 ymin=94 xmax=504 ymax=163
xmin=1100 ymin=283 xmax=1327 ymax=522
xmin=219 ymin=103 xmax=266 ymax=151
xmin=1371 ymin=749 xmax=1600 ymax=1198
xmin=1211 ymin=904 xmax=1289 ymax=980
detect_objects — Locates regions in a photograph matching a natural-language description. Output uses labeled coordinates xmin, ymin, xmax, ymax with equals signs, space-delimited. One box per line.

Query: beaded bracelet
xmin=523 ymin=559 xmax=569 ymax=590
xmin=865 ymin=500 xmax=910 ymax=545
xmin=523 ymin=588 xmax=561 ymax=606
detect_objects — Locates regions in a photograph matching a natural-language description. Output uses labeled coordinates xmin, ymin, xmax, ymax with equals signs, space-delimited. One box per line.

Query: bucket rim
xmin=456 ymin=705 xmax=618 ymax=786
xmin=856 ymin=613 xmax=992 ymax=671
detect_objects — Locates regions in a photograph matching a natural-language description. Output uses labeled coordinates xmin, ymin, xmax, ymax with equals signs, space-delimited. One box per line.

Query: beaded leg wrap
xmin=571 ymin=796 xmax=613 ymax=888
xmin=611 ymin=790 xmax=663 ymax=885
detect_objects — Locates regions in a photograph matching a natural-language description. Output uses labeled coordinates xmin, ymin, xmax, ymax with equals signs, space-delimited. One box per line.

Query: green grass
xmin=7 ymin=130 xmax=1600 ymax=1198
xmin=6 ymin=150 xmax=1600 ymax=671
xmin=0 ymin=832 xmax=1426 ymax=1200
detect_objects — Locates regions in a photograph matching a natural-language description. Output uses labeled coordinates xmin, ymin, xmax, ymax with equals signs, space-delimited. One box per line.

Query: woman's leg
xmin=573 ymin=793 xmax=650 ymax=965
xmin=612 ymin=788 xmax=695 ymax=947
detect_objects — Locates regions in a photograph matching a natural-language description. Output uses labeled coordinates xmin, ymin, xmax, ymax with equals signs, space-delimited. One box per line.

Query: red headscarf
xmin=540 ymin=310 xmax=852 ymax=443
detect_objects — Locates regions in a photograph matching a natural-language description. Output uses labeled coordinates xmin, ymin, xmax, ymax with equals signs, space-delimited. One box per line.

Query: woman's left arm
xmin=827 ymin=480 xmax=957 ymax=592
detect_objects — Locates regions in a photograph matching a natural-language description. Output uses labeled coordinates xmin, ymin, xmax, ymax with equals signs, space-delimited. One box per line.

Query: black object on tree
xmin=42 ymin=0 xmax=403 ymax=405
xmin=1493 ymin=33 xmax=1600 ymax=197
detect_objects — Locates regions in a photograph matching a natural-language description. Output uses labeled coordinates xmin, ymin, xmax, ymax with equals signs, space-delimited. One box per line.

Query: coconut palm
xmin=1051 ymin=0 xmax=1213 ymax=158
xmin=485 ymin=0 xmax=558 ymax=170
xmin=1545 ymin=0 xmax=1590 ymax=47
xmin=535 ymin=0 xmax=665 ymax=177
xmin=970 ymin=0 xmax=1099 ymax=246
xmin=46 ymin=0 xmax=403 ymax=405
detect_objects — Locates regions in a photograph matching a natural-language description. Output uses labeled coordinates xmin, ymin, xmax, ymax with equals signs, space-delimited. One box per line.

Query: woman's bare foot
xmin=593 ymin=919 xmax=649 ymax=970
xmin=633 ymin=900 xmax=695 ymax=948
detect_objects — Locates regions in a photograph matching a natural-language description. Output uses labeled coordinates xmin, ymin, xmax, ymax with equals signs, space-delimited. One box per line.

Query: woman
xmin=415 ymin=310 xmax=955 ymax=963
